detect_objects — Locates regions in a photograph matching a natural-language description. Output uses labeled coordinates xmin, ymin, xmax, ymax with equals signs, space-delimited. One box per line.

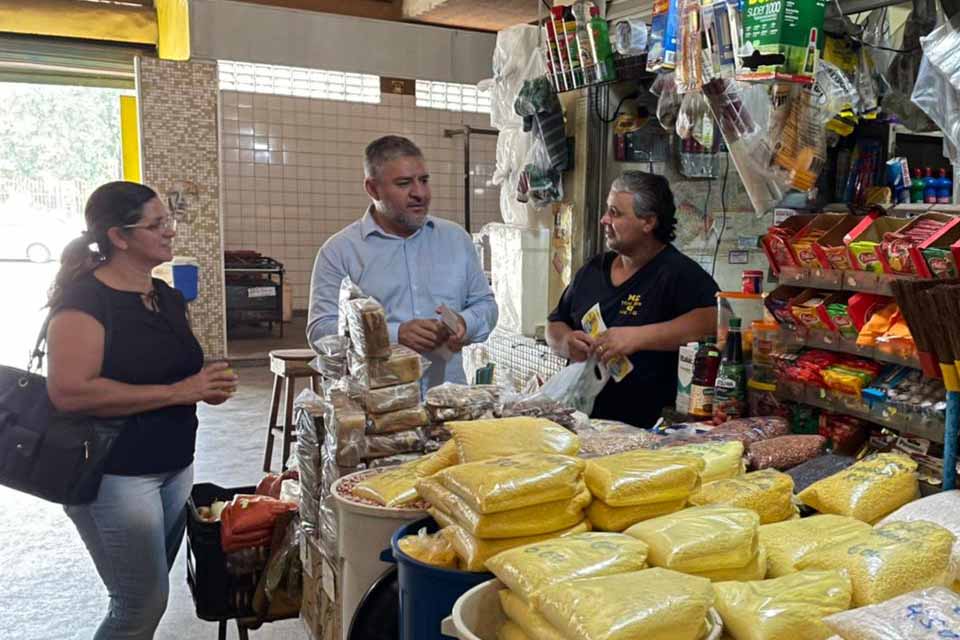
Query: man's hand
xmin=398 ymin=319 xmax=449 ymax=354
xmin=564 ymin=330 xmax=596 ymax=363
xmin=593 ymin=327 xmax=641 ymax=364
xmin=438 ymin=306 xmax=468 ymax=353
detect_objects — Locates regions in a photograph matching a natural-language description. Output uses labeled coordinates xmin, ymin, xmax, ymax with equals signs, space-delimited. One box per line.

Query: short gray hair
xmin=363 ymin=135 xmax=424 ymax=179
xmin=610 ymin=171 xmax=677 ymax=243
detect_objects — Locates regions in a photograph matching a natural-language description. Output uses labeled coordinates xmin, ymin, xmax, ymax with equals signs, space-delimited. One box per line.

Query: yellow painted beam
xmin=156 ymin=0 xmax=191 ymax=61
xmin=120 ymin=96 xmax=142 ymax=184
xmin=0 ymin=0 xmax=157 ymax=46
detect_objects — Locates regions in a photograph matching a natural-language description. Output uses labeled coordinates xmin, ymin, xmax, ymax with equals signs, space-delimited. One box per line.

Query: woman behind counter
xmin=45 ymin=181 xmax=238 ymax=638
xmin=547 ymin=171 xmax=719 ymax=428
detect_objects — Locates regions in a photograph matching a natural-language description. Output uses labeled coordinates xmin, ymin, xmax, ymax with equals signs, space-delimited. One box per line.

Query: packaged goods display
xmin=823 ymin=587 xmax=960 ymax=639
xmin=747 ymin=435 xmax=827 ymax=470
xmin=689 ymin=468 xmax=798 ymax=524
xmin=448 ymin=417 xmax=580 ymax=463
xmin=584 ymin=449 xmax=705 ymax=507
xmin=758 ymin=514 xmax=871 ymax=578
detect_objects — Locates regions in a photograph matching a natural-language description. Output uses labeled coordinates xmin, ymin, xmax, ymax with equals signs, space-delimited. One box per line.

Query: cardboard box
xmin=790 ymin=289 xmax=832 ymax=330
xmin=677 ymin=343 xmax=698 ymax=415
xmin=812 ymin=215 xmax=864 ymax=270
xmin=647 ymin=0 xmax=680 ymax=71
xmin=760 ymin=214 xmax=817 ymax=275
xmin=764 ymin=284 xmax=805 ymax=328
xmin=877 ymin=212 xmax=959 ymax=275
xmin=302 ymin=555 xmax=342 ymax=640
xmin=844 ymin=217 xmax=911 ymax=273
xmin=789 ymin=213 xmax=850 ymax=268
xmin=913 ymin=217 xmax=960 ymax=278
xmin=739 ymin=0 xmax=827 ymax=83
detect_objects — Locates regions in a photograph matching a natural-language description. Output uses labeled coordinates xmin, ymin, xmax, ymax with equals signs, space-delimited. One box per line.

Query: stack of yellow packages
xmin=582 ymin=449 xmax=706 ymax=532
xmin=486 ymin=533 xmax=714 ymax=640
xmin=758 ymin=514 xmax=872 ymax=578
xmin=626 ymin=505 xmax=767 ymax=581
xmin=417 ymin=452 xmax=592 ymax=571
xmin=689 ymin=468 xmax=798 ymax=524
xmin=661 ymin=441 xmax=746 ymax=484
xmin=351 ymin=442 xmax=458 ymax=507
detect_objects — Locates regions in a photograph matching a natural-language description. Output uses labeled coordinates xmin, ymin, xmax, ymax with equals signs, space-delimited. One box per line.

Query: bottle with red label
xmin=688 ymin=336 xmax=720 ymax=421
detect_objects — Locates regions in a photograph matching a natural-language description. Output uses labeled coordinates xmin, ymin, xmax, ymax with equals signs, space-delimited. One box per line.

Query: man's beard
xmin=392 ymin=207 xmax=427 ymax=231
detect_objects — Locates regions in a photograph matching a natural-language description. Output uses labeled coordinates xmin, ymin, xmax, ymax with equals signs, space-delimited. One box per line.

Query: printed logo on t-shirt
xmin=619 ymin=294 xmax=642 ymax=317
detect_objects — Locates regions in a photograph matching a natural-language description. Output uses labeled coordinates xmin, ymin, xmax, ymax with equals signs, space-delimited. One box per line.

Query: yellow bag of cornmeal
xmin=797 ymin=453 xmax=918 ymax=523
xmin=878 ymin=490 xmax=960 ymax=584
xmin=625 ymin=505 xmax=760 ymax=573
xmin=450 ymin=417 xmax=580 ymax=463
xmin=586 ymin=497 xmax=687 ymax=532
xmin=421 ymin=440 xmax=459 ymax=475
xmin=714 ymin=570 xmax=853 ymax=640
xmin=584 ymin=449 xmax=705 ymax=507
xmin=497 ymin=621 xmax=533 ymax=640
xmin=499 ymin=590 xmax=566 ymax=640
xmin=759 ymin=514 xmax=872 ymax=578
xmin=691 ymin=545 xmax=767 ymax=582
xmin=796 ymin=520 xmax=955 ymax=606
xmin=690 ymin=468 xmax=798 ymax=524
xmin=531 ymin=568 xmax=715 ymax=640
xmin=666 ymin=441 xmax=745 ymax=484
xmin=436 ymin=453 xmax=585 ymax=514
xmin=441 ymin=521 xmax=591 ymax=572
xmin=353 ymin=453 xmax=447 ymax=507
xmin=485 ymin=532 xmax=649 ymax=602
xmin=397 ymin=527 xmax=457 ymax=568
xmin=418 ymin=477 xmax=591 ymax=538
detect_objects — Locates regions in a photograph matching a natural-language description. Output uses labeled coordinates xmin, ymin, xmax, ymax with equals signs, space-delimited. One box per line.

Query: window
xmin=218 ymin=61 xmax=380 ymax=104
xmin=415 ymin=80 xmax=491 ymax=113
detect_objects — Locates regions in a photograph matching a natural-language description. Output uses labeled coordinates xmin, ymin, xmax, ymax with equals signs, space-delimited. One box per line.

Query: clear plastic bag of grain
xmin=824 ymin=587 xmax=960 ymax=640
xmin=362 ymin=381 xmax=421 ymax=414
xmin=748 ymin=435 xmax=827 ymax=471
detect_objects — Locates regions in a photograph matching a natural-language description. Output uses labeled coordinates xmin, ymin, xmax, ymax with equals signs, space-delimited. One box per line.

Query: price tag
xmin=248 ymin=286 xmax=276 ymax=298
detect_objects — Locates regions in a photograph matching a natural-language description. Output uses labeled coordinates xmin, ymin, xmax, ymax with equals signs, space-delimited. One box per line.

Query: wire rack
xmin=467 ymin=329 xmax=567 ymax=391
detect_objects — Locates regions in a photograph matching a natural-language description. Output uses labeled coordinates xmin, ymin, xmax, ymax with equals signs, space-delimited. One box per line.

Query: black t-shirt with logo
xmin=549 ymin=246 xmax=719 ymax=428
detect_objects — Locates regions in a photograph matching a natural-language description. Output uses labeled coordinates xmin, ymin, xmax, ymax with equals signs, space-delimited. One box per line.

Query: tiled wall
xmin=138 ymin=57 xmax=227 ymax=360
xmin=219 ymin=91 xmax=500 ymax=310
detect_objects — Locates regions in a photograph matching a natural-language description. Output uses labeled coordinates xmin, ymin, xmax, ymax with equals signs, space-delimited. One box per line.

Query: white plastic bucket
xmin=441 ymin=578 xmax=725 ymax=640
xmin=332 ymin=470 xmax=426 ymax=640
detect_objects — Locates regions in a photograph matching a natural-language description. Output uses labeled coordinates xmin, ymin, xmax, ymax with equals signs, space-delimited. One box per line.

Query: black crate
xmin=185 ymin=483 xmax=260 ymax=622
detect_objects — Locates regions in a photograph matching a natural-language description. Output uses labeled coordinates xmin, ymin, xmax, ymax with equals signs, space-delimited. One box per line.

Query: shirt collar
xmin=360 ymin=205 xmax=434 ymax=240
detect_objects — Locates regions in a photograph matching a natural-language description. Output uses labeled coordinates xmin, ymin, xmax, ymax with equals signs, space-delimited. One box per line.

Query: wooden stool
xmin=263 ymin=349 xmax=319 ymax=472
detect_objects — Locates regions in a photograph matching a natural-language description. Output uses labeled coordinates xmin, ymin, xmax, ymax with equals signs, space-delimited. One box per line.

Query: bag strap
xmin=30 ymin=284 xmax=115 ymax=374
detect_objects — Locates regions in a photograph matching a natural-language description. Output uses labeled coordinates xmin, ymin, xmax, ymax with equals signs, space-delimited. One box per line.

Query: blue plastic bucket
xmin=385 ymin=517 xmax=493 ymax=640
xmin=172 ymin=262 xmax=199 ymax=301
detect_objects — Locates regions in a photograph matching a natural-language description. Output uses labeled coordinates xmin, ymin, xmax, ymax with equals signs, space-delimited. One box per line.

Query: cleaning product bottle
xmin=688 ymin=336 xmax=721 ymax=420
xmin=937 ymin=168 xmax=952 ymax=204
xmin=572 ymin=1 xmax=599 ymax=85
xmin=713 ymin=317 xmax=746 ymax=424
xmin=590 ymin=5 xmax=617 ymax=82
xmin=924 ymin=167 xmax=937 ymax=204
xmin=910 ymin=168 xmax=925 ymax=203
xmin=562 ymin=5 xmax=583 ymax=87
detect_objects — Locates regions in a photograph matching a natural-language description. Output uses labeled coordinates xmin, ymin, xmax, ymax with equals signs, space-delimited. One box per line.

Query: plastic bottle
xmin=590 ymin=6 xmax=617 ymax=82
xmin=937 ymin=168 xmax=952 ymax=204
xmin=924 ymin=167 xmax=937 ymax=204
xmin=910 ymin=168 xmax=925 ymax=203
xmin=713 ymin=317 xmax=746 ymax=424
xmin=688 ymin=336 xmax=721 ymax=420
xmin=562 ymin=5 xmax=583 ymax=87
xmin=572 ymin=2 xmax=599 ymax=85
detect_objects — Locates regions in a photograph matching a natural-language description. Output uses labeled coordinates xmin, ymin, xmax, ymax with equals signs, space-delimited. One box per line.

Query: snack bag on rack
xmin=796 ymin=520 xmax=955 ymax=606
xmin=759 ymin=514 xmax=872 ymax=578
xmin=449 ymin=417 xmax=580 ymax=463
xmin=689 ymin=468 xmax=797 ymax=524
xmin=797 ymin=453 xmax=918 ymax=523
xmin=485 ymin=532 xmax=650 ymax=603
xmin=584 ymin=449 xmax=705 ymax=507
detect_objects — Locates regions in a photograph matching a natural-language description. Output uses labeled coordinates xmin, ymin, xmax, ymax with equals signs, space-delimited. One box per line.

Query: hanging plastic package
xmin=877 ymin=1 xmax=939 ymax=132
xmin=539 ymin=357 xmax=609 ymax=416
xmin=912 ymin=22 xmax=960 ymax=153
xmin=814 ymin=60 xmax=860 ymax=125
xmin=489 ymin=25 xmax=544 ymax=131
xmin=516 ymin=135 xmax=564 ymax=209
xmin=652 ymin=72 xmax=682 ymax=130
xmin=615 ymin=18 xmax=649 ymax=56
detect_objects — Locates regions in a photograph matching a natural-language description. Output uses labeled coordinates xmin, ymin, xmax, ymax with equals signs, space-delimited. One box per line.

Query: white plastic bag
xmin=540 ymin=357 xmax=610 ymax=416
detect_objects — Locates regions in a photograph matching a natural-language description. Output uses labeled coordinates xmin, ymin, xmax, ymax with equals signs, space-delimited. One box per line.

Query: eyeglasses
xmin=122 ymin=216 xmax=178 ymax=233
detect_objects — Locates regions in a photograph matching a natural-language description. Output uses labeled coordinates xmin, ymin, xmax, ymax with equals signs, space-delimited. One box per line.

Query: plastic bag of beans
xmin=748 ymin=435 xmax=827 ymax=471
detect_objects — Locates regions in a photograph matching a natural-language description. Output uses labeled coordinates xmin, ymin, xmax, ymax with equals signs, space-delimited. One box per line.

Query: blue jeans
xmin=65 ymin=465 xmax=193 ymax=640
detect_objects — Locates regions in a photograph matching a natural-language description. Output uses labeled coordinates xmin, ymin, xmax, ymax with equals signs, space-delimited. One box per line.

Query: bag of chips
xmin=441 ymin=520 xmax=591 ymax=572
xmin=689 ymin=469 xmax=798 ymax=524
xmin=823 ymin=587 xmax=960 ymax=640
xmin=663 ymin=441 xmax=745 ymax=484
xmin=485 ymin=532 xmax=650 ymax=602
xmin=797 ymin=453 xmax=919 ymax=523
xmin=436 ymin=453 xmax=585 ymax=515
xmin=584 ymin=450 xmax=705 ymax=507
xmin=586 ymin=497 xmax=688 ymax=532
xmin=796 ymin=520 xmax=955 ymax=606
xmin=625 ymin=505 xmax=760 ymax=573
xmin=759 ymin=514 xmax=872 ymax=578
xmin=532 ymin=568 xmax=715 ymax=640
xmin=449 ymin=417 xmax=580 ymax=463
xmin=499 ymin=589 xmax=566 ymax=640
xmin=417 ymin=477 xmax=591 ymax=539
xmin=715 ymin=570 xmax=853 ymax=640
xmin=397 ymin=527 xmax=457 ymax=568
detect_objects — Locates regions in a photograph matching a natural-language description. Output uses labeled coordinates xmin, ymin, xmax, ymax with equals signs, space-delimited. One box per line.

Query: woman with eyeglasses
xmin=44 ymin=181 xmax=238 ymax=639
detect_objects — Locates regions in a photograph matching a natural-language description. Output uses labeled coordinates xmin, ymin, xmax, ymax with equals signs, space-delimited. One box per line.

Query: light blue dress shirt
xmin=307 ymin=208 xmax=498 ymax=389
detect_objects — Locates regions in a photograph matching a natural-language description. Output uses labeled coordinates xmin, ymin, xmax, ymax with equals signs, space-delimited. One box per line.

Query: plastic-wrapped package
xmin=694 ymin=545 xmax=767 ymax=582
xmin=587 ymin=497 xmax=687 ymax=532
xmin=824 ymin=587 xmax=960 ymax=640
xmin=625 ymin=505 xmax=760 ymax=573
xmin=500 ymin=394 xmax=579 ymax=432
xmin=759 ymin=514 xmax=872 ymax=578
xmin=337 ymin=276 xmax=364 ymax=336
xmin=785 ymin=453 xmax=855 ymax=493
xmin=486 ymin=532 xmax=650 ymax=603
xmin=367 ymin=453 xmax=422 ymax=469
xmin=498 ymin=589 xmax=568 ymax=640
xmin=497 ymin=620 xmax=532 ymax=640
xmin=323 ymin=390 xmax=367 ymax=467
xmin=663 ymin=441 xmax=745 ymax=484
xmin=425 ymin=383 xmax=499 ymax=422
xmin=747 ymin=435 xmax=826 ymax=471
xmin=797 ymin=520 xmax=955 ymax=607
xmin=349 ymin=344 xmax=424 ymax=389
xmin=715 ymin=570 xmax=852 ymax=640
xmin=397 ymin=527 xmax=457 ymax=568
xmin=311 ymin=354 xmax=346 ymax=379
xmin=450 ymin=416 xmax=580 ymax=463
xmin=364 ymin=428 xmax=426 ymax=460
xmin=344 ymin=297 xmax=391 ymax=359
xmin=878 ymin=491 xmax=960 ymax=585
xmin=261 ymin=517 xmax=303 ymax=614
xmin=418 ymin=476 xmax=591 ymax=539
xmin=314 ymin=334 xmax=349 ymax=358
xmin=441 ymin=520 xmax=591 ymax=573
xmin=690 ymin=469 xmax=797 ymax=525
xmin=539 ymin=359 xmax=610 ymax=416
xmin=652 ymin=72 xmax=681 ymax=130
xmin=797 ymin=453 xmax=919 ymax=523
xmin=493 ymin=128 xmax=538 ymax=227
xmin=578 ymin=431 xmax=664 ymax=458
xmin=531 ymin=568 xmax=715 ymax=640
xmin=676 ymin=91 xmax=712 ymax=144
xmin=489 ymin=25 xmax=543 ymax=131
xmin=815 ymin=60 xmax=861 ymax=125
xmin=912 ymin=27 xmax=960 ymax=153
xmin=424 ymin=423 xmax=452 ymax=443
xmin=517 ymin=136 xmax=563 ymax=209
xmin=436 ymin=453 xmax=585 ymax=515
xmin=584 ymin=450 xmax=705 ymax=508
xmin=367 ymin=405 xmax=429 ymax=435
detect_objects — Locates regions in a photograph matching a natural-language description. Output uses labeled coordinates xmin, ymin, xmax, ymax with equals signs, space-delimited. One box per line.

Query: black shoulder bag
xmin=0 ymin=311 xmax=127 ymax=505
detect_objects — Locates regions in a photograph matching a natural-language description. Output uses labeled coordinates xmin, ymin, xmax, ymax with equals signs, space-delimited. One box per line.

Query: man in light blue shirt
xmin=307 ymin=135 xmax=498 ymax=389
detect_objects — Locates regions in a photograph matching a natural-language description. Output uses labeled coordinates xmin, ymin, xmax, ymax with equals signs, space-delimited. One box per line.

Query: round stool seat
xmin=269 ymin=348 xmax=316 ymax=362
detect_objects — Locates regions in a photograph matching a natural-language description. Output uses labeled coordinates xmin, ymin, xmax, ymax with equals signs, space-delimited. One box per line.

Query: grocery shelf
xmin=779 ymin=328 xmax=923 ymax=369
xmin=777 ymin=266 xmax=916 ymax=296
xmin=776 ymin=383 xmax=945 ymax=443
